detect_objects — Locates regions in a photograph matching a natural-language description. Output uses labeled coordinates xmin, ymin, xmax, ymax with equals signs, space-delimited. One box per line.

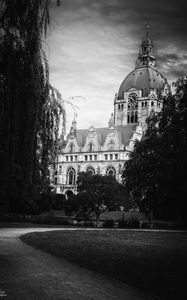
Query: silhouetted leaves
xmin=122 ymin=78 xmax=187 ymax=221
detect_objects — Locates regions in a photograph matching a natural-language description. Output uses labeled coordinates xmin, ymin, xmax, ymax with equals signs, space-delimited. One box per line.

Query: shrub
xmin=118 ymin=211 xmax=145 ymax=228
xmin=50 ymin=194 xmax=66 ymax=210
xmin=103 ymin=219 xmax=114 ymax=228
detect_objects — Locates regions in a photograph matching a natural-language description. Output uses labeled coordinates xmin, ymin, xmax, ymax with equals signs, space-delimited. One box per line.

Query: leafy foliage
xmin=74 ymin=172 xmax=131 ymax=223
xmin=122 ymin=78 xmax=187 ymax=221
xmin=0 ymin=1 xmax=65 ymax=214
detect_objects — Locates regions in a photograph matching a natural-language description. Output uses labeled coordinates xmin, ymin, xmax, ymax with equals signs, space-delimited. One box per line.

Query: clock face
xmin=128 ymin=93 xmax=138 ymax=106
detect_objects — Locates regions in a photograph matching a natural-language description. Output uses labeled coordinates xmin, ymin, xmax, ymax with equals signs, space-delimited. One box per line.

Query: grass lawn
xmin=20 ymin=229 xmax=187 ymax=300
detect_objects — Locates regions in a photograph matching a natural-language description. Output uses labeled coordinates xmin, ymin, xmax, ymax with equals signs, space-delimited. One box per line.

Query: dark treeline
xmin=122 ymin=78 xmax=187 ymax=223
xmin=0 ymin=0 xmax=64 ymax=214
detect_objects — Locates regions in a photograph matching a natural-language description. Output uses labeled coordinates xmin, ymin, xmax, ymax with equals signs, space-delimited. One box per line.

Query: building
xmin=55 ymin=25 xmax=170 ymax=196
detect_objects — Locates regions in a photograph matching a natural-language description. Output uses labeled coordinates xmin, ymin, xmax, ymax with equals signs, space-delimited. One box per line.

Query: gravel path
xmin=0 ymin=228 xmax=159 ymax=300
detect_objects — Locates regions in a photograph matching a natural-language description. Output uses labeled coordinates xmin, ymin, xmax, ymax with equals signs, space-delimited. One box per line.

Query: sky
xmin=45 ymin=0 xmax=187 ymax=133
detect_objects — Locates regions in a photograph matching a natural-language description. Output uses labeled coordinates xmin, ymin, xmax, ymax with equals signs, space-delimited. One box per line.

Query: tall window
xmin=106 ymin=166 xmax=116 ymax=178
xmin=66 ymin=167 xmax=76 ymax=185
xmin=127 ymin=111 xmax=138 ymax=124
xmin=127 ymin=92 xmax=138 ymax=124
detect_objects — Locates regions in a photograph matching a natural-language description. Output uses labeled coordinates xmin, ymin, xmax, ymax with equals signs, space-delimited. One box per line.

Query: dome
xmin=118 ymin=66 xmax=167 ymax=98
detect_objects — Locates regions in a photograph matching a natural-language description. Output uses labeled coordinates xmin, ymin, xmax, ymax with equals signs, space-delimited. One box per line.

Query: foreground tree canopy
xmin=0 ymin=0 xmax=65 ymax=213
xmin=122 ymin=78 xmax=187 ymax=221
xmin=67 ymin=172 xmax=132 ymax=224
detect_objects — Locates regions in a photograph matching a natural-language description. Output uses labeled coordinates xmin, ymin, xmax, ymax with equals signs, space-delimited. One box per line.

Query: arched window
xmin=66 ymin=167 xmax=76 ymax=185
xmin=106 ymin=166 xmax=116 ymax=178
xmin=145 ymin=101 xmax=147 ymax=107
xmin=86 ymin=166 xmax=95 ymax=175
xmin=142 ymin=102 xmax=144 ymax=107
xmin=127 ymin=112 xmax=130 ymax=123
xmin=135 ymin=111 xmax=138 ymax=123
xmin=151 ymin=101 xmax=154 ymax=106
xmin=130 ymin=111 xmax=134 ymax=123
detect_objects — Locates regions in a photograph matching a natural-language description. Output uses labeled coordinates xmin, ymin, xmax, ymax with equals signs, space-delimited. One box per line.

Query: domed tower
xmin=114 ymin=25 xmax=170 ymax=127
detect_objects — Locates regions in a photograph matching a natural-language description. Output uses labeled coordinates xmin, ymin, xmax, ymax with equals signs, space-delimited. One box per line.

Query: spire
xmin=145 ymin=23 xmax=150 ymax=42
xmin=69 ymin=119 xmax=77 ymax=138
xmin=135 ymin=24 xmax=157 ymax=69
xmin=108 ymin=112 xmax=115 ymax=129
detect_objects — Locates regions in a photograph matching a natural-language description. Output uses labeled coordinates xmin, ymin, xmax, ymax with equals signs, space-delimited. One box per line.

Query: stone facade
xmin=54 ymin=25 xmax=170 ymax=195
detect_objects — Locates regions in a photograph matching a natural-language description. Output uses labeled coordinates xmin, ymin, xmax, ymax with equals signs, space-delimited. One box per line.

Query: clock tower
xmin=114 ymin=24 xmax=170 ymax=127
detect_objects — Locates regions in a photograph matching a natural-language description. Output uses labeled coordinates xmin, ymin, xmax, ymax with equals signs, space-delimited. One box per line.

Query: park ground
xmin=20 ymin=228 xmax=187 ymax=300
xmin=1 ymin=227 xmax=160 ymax=300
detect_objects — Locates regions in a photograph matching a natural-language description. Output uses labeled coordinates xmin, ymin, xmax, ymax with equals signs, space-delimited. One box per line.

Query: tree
xmin=76 ymin=172 xmax=130 ymax=226
xmin=0 ymin=1 xmax=65 ymax=214
xmin=122 ymin=77 xmax=187 ymax=222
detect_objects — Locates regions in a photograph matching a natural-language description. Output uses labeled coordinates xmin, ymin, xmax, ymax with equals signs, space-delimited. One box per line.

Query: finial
xmin=145 ymin=23 xmax=150 ymax=41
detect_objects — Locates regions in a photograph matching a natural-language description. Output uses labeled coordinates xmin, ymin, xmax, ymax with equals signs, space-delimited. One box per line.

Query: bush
xmin=103 ymin=219 xmax=114 ymax=228
xmin=118 ymin=211 xmax=145 ymax=228
xmin=37 ymin=194 xmax=51 ymax=212
xmin=50 ymin=194 xmax=66 ymax=210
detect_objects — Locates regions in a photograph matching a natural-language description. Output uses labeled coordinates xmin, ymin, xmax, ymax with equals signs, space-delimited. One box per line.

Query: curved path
xmin=0 ymin=228 xmax=159 ymax=300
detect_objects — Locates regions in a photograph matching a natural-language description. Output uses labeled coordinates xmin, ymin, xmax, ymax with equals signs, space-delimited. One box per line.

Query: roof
xmin=75 ymin=124 xmax=136 ymax=148
xmin=118 ymin=66 xmax=167 ymax=98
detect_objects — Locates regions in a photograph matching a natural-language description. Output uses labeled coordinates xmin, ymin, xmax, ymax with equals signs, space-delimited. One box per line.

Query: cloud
xmin=47 ymin=0 xmax=186 ymax=131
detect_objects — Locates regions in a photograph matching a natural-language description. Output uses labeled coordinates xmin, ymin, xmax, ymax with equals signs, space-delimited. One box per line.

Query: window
xmin=115 ymin=154 xmax=118 ymax=160
xmin=94 ymin=155 xmax=97 ymax=161
xmin=105 ymin=154 xmax=108 ymax=160
xmin=86 ymin=166 xmax=95 ymax=175
xmin=85 ymin=155 xmax=88 ymax=161
xmin=145 ymin=101 xmax=147 ymax=107
xmin=59 ymin=165 xmax=62 ymax=174
xmin=66 ymin=167 xmax=76 ymax=185
xmin=121 ymin=104 xmax=124 ymax=109
xmin=106 ymin=166 xmax=116 ymax=178
xmin=75 ymin=155 xmax=77 ymax=161
xmin=66 ymin=156 xmax=68 ymax=162
xmin=70 ymin=156 xmax=73 ymax=161
xmin=54 ymin=177 xmax=57 ymax=185
xmin=127 ymin=112 xmax=130 ymax=123
xmin=135 ymin=111 xmax=138 ymax=123
xmin=89 ymin=155 xmax=92 ymax=161
xmin=142 ymin=102 xmax=144 ymax=107
xmin=110 ymin=154 xmax=113 ymax=160
xmin=151 ymin=101 xmax=154 ymax=106
xmin=130 ymin=111 xmax=134 ymax=123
